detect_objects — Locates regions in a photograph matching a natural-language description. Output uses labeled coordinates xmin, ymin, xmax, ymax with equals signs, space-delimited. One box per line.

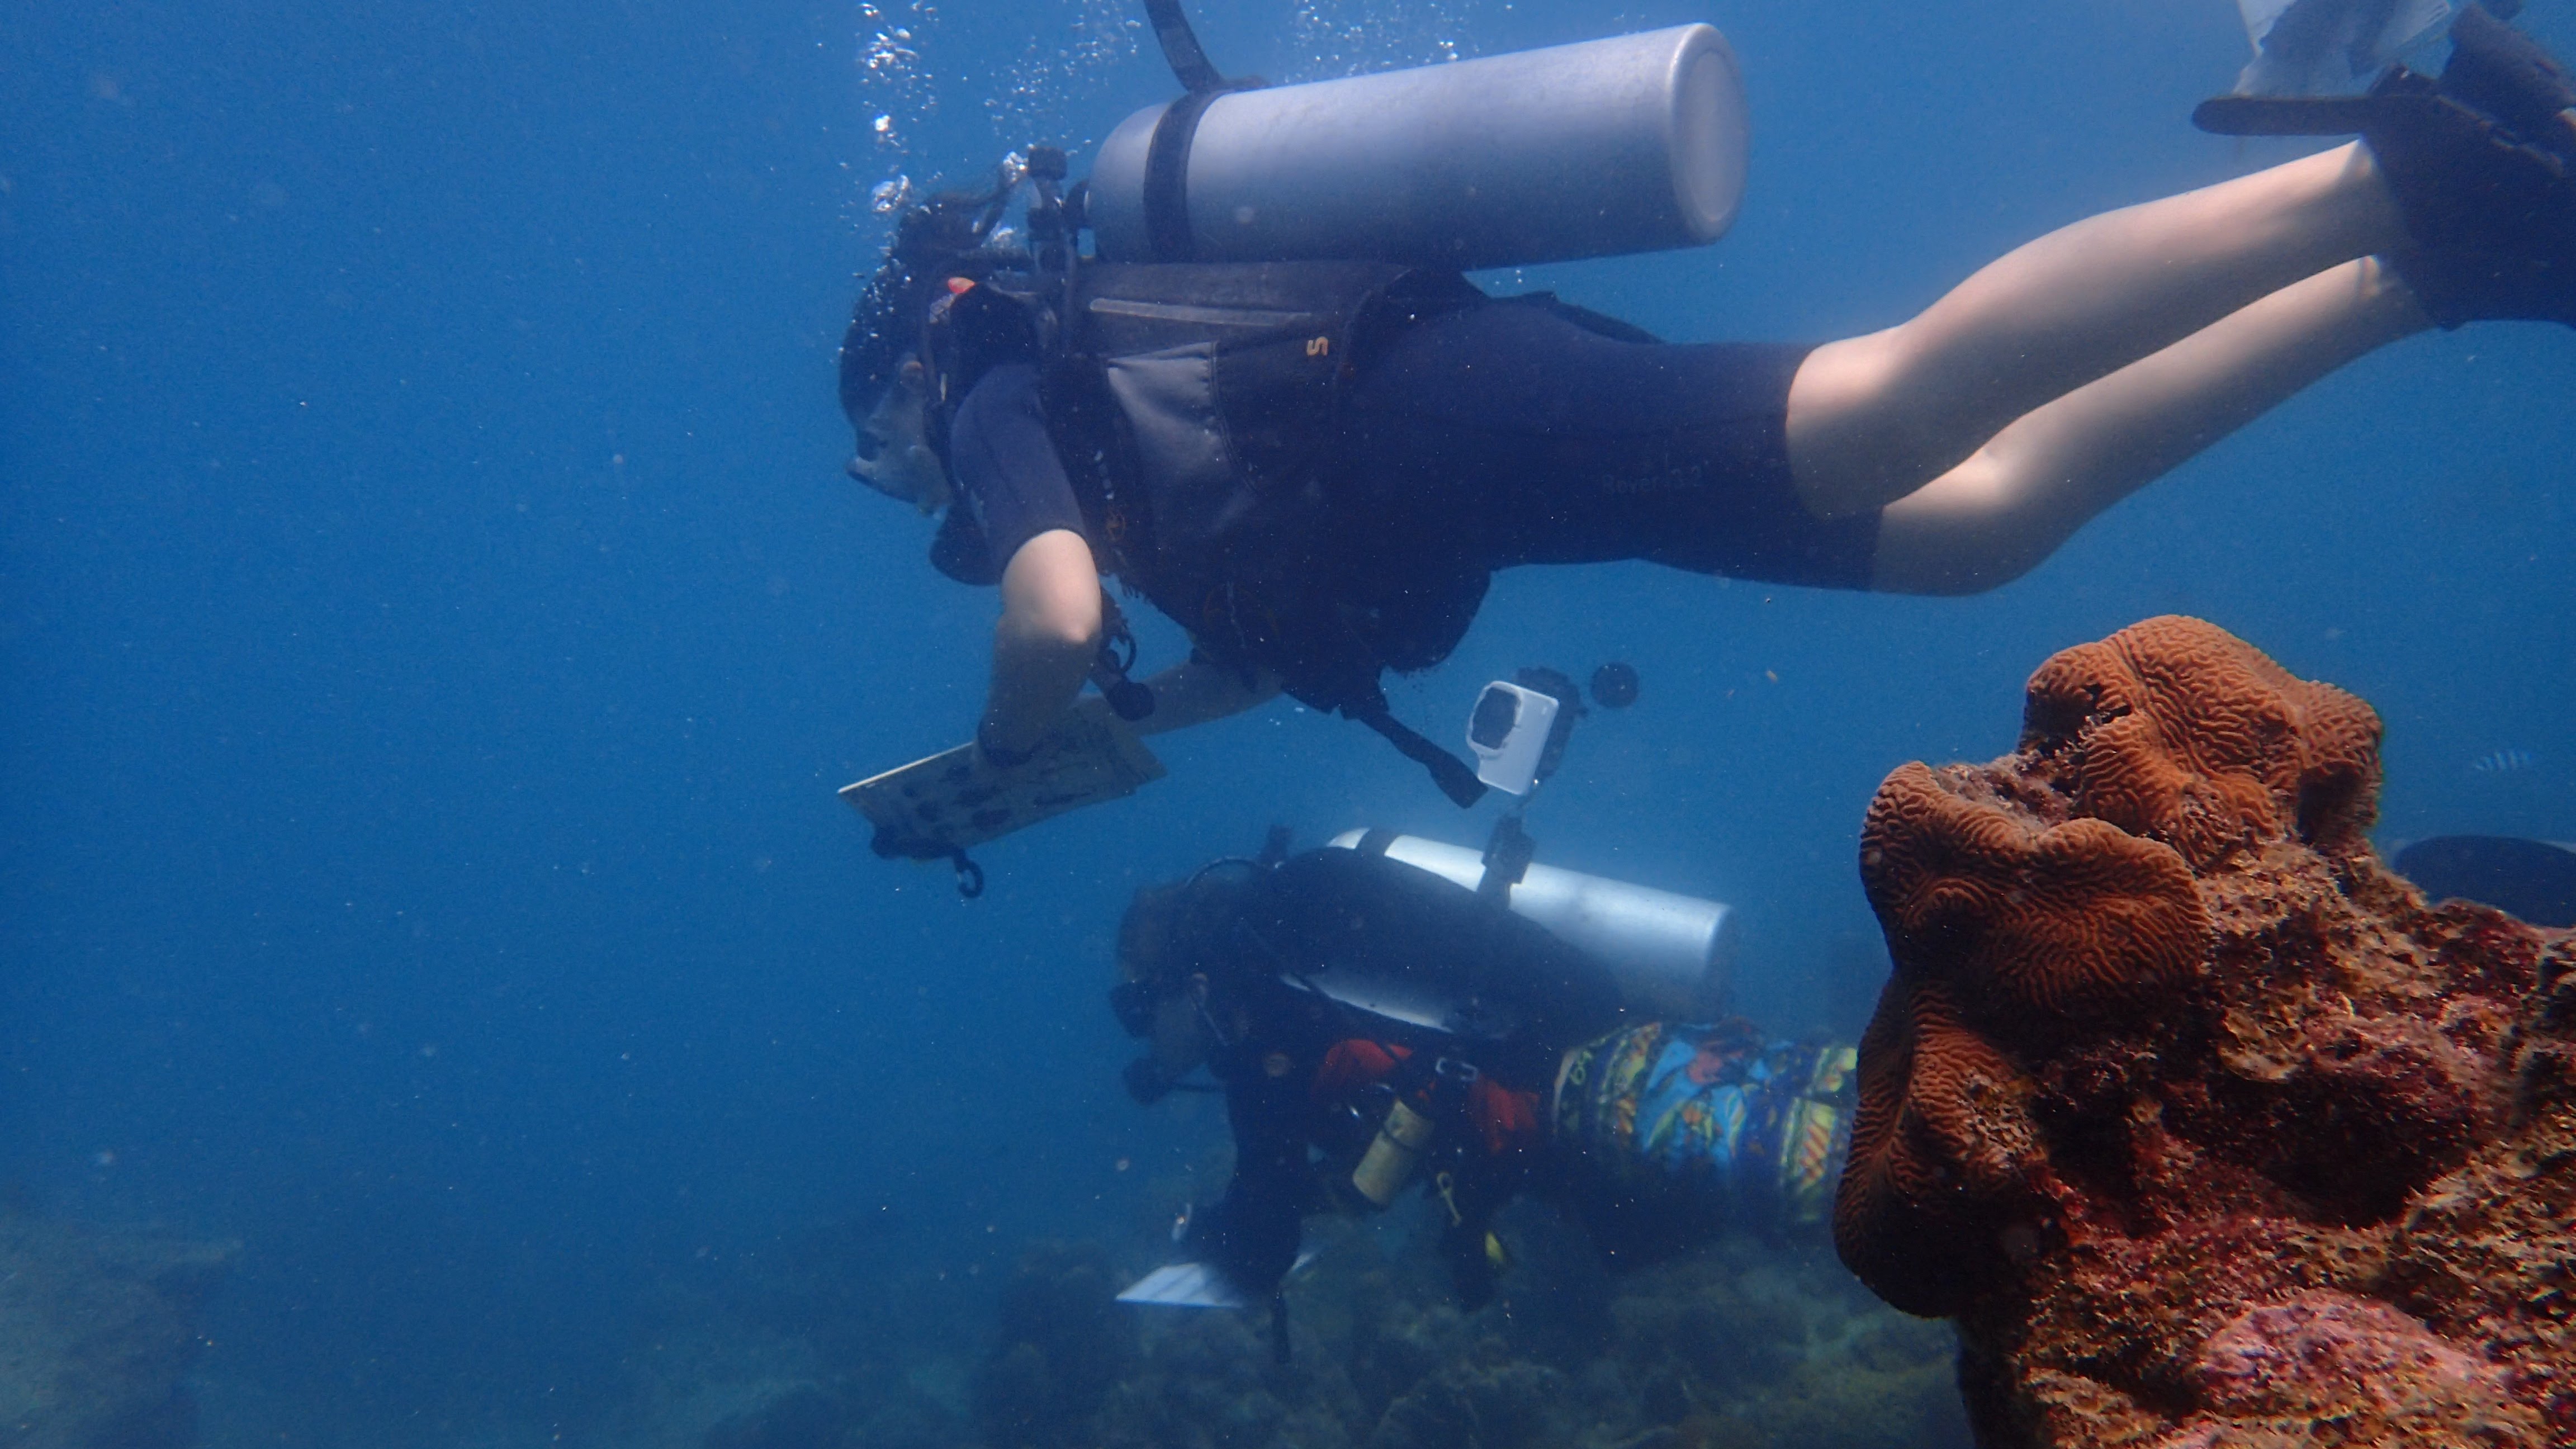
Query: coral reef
xmin=1086 ymin=1215 xmax=1967 ymax=1449
xmin=974 ymin=1242 xmax=1138 ymax=1448
xmin=1834 ymin=614 xmax=2575 ymax=1447
xmin=0 ymin=1210 xmax=236 ymax=1449
xmin=1083 ymin=1211 xmax=1970 ymax=1448
xmin=596 ymin=1216 xmax=972 ymax=1449
xmin=594 ymin=1206 xmax=1968 ymax=1449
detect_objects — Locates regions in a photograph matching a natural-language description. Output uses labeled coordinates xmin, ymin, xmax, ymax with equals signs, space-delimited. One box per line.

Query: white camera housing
xmin=1466 ymin=681 xmax=1560 ymax=796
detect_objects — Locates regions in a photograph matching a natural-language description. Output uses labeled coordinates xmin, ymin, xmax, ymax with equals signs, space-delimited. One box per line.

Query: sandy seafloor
xmin=3 ymin=0 xmax=2572 ymax=1445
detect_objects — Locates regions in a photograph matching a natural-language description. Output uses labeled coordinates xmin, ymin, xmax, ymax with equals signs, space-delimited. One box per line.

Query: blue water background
xmin=6 ymin=0 xmax=2573 ymax=1436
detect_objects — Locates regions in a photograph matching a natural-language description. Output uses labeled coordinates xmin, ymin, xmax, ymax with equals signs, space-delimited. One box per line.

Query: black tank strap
xmin=1142 ymin=87 xmax=1226 ymax=262
xmin=1142 ymin=0 xmax=1227 ymax=93
xmin=1135 ymin=0 xmax=1263 ymax=263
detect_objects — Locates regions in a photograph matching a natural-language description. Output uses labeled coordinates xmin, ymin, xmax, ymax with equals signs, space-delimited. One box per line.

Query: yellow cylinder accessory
xmin=1350 ymin=1096 xmax=1438 ymax=1207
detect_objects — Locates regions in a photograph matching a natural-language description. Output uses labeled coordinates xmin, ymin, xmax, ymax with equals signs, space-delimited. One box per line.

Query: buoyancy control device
xmin=1040 ymin=258 xmax=1500 ymax=806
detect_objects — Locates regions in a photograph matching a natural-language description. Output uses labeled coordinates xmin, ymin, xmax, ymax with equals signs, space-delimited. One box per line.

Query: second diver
xmin=1111 ymin=838 xmax=1857 ymax=1312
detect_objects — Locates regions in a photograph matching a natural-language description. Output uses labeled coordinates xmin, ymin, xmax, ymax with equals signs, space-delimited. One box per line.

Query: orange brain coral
xmin=1835 ymin=618 xmax=2369 ymax=1320
xmin=1862 ymin=764 xmax=2208 ymax=1023
xmin=1834 ymin=977 xmax=2043 ymax=1318
xmin=1840 ymin=761 xmax=2213 ymax=1317
xmin=2019 ymin=614 xmax=2383 ymax=867
xmin=1832 ymin=617 xmax=2570 ymax=1448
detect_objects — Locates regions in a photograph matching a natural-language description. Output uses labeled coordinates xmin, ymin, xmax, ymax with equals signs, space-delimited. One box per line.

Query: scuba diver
xmin=1109 ymin=835 xmax=1857 ymax=1321
xmin=838 ymin=4 xmax=2576 ymax=813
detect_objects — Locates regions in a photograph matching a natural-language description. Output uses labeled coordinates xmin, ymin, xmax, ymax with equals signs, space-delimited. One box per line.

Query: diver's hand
xmin=1062 ymin=692 xmax=1118 ymax=732
xmin=974 ymin=692 xmax=1133 ymax=769
xmin=972 ymin=722 xmax=1039 ymax=772
xmin=981 ymin=659 xmax=1280 ymax=764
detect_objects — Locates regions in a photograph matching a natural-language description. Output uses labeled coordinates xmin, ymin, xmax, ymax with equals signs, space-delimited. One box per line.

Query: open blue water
xmin=5 ymin=0 xmax=2573 ymax=1441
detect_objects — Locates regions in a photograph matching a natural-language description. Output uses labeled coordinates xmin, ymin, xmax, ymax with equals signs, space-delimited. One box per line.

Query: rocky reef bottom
xmin=603 ymin=1202 xmax=1971 ymax=1449
xmin=0 ymin=1210 xmax=236 ymax=1449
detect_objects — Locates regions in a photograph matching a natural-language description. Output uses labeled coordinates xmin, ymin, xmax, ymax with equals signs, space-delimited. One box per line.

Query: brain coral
xmin=1834 ymin=615 xmax=2574 ymax=1447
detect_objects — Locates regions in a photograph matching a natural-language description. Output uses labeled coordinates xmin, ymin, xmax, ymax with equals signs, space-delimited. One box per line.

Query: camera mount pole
xmin=1476 ymin=667 xmax=1586 ymax=908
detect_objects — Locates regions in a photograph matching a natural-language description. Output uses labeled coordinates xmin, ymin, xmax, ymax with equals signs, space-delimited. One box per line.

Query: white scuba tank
xmin=1324 ymin=831 xmax=1736 ymax=1020
xmin=1087 ymin=25 xmax=1750 ymax=272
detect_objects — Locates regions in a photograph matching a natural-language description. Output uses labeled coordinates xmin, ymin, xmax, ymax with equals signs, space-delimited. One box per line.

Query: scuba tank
xmin=1090 ymin=11 xmax=1750 ymax=270
xmin=1349 ymin=1057 xmax=1480 ymax=1208
xmin=1349 ymin=1096 xmax=1438 ymax=1208
xmin=1326 ymin=831 xmax=1736 ymax=1020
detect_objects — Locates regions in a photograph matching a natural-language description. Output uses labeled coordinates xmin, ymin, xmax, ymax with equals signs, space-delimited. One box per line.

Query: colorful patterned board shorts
xmin=1551 ymin=1021 xmax=1858 ymax=1234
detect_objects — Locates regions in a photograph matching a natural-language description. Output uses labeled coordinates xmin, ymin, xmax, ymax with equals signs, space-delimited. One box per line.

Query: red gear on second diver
xmin=1313 ymin=1039 xmax=1541 ymax=1157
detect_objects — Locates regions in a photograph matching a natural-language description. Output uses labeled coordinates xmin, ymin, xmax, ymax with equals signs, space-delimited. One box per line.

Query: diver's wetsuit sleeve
xmin=946 ymin=363 xmax=1088 ymax=572
xmin=1187 ymin=1072 xmax=1311 ymax=1298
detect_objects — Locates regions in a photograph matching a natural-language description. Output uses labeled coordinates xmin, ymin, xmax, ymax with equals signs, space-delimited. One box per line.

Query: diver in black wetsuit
xmin=1111 ymin=844 xmax=1859 ymax=1310
xmin=1110 ymin=844 xmax=1625 ymax=1307
xmin=839 ymin=10 xmax=2576 ymax=799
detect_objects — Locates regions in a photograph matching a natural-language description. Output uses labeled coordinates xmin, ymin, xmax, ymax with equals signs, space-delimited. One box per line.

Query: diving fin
xmin=1115 ymin=1251 xmax=1320 ymax=1309
xmin=2196 ymin=11 xmax=2576 ymax=328
xmin=2198 ymin=4 xmax=2572 ymax=148
xmin=842 ymin=709 xmax=1165 ymax=859
xmin=2192 ymin=92 xmax=2398 ymax=134
xmin=2231 ymin=0 xmax=2455 ymax=98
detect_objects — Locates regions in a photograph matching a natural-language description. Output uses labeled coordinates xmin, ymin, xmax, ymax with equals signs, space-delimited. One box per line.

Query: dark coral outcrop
xmin=0 ymin=1211 xmax=236 ymax=1449
xmin=1834 ymin=614 xmax=2575 ymax=1446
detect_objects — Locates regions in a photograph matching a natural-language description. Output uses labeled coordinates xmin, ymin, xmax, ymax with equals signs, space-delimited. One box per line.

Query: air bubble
xmin=1289 ymin=0 xmax=1488 ymax=78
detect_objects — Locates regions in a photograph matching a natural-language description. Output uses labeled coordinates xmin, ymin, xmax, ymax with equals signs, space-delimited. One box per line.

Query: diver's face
xmin=1148 ymin=978 xmax=1213 ymax=1077
xmin=844 ymin=357 xmax=949 ymax=513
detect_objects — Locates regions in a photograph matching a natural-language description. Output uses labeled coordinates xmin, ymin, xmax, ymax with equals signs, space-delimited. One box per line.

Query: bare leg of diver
xmin=1787 ymin=143 xmax=2408 ymax=518
xmin=1865 ymin=255 xmax=2428 ymax=596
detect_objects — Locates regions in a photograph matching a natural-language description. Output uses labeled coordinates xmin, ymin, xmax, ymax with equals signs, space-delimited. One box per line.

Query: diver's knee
xmin=1785 ymin=330 xmax=1927 ymax=517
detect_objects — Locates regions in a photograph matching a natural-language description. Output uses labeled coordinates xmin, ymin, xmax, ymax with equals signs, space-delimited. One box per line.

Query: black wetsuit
xmin=939 ymin=291 xmax=1882 ymax=666
xmin=1172 ymin=849 xmax=1627 ymax=1302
